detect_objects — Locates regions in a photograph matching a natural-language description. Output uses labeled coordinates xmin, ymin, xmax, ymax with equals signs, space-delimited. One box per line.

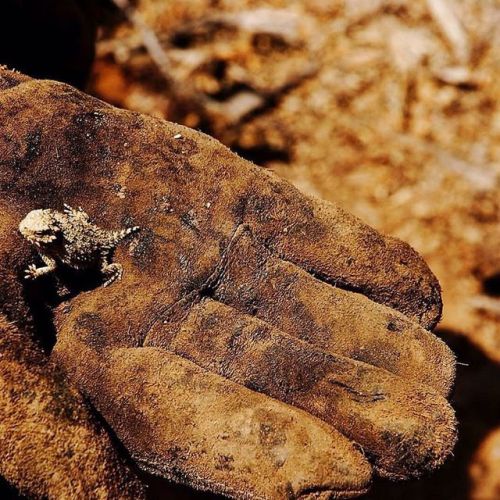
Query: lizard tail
xmin=114 ymin=226 xmax=140 ymax=243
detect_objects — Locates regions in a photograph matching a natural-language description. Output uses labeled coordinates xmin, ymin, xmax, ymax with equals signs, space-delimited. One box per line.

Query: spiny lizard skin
xmin=19 ymin=204 xmax=139 ymax=287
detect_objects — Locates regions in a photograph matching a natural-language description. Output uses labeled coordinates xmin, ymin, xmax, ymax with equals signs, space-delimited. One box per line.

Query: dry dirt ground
xmin=88 ymin=1 xmax=499 ymax=498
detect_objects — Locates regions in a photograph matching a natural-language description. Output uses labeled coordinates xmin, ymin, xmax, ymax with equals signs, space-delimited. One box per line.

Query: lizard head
xmin=19 ymin=209 xmax=61 ymax=247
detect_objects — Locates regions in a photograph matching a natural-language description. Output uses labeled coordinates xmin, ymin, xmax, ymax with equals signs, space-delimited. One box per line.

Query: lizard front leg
xmin=24 ymin=255 xmax=57 ymax=280
xmin=101 ymin=252 xmax=123 ymax=287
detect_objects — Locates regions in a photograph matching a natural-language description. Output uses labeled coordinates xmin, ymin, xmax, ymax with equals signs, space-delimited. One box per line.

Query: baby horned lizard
xmin=19 ymin=204 xmax=139 ymax=287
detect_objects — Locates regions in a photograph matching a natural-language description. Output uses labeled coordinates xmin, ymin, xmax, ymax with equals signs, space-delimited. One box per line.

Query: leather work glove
xmin=0 ymin=67 xmax=456 ymax=499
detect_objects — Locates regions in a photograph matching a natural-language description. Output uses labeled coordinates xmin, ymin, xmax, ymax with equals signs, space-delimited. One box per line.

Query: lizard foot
xmin=24 ymin=263 xmax=40 ymax=280
xmin=102 ymin=263 xmax=123 ymax=287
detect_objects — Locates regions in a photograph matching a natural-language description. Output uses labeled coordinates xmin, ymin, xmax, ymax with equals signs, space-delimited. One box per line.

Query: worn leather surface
xmin=0 ymin=68 xmax=456 ymax=499
xmin=0 ymin=313 xmax=145 ymax=499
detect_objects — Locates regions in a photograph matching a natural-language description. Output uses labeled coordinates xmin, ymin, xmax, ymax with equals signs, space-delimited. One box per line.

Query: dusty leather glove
xmin=0 ymin=67 xmax=456 ymax=499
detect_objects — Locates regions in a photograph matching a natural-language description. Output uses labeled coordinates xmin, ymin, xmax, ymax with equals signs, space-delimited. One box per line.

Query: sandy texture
xmin=469 ymin=428 xmax=500 ymax=499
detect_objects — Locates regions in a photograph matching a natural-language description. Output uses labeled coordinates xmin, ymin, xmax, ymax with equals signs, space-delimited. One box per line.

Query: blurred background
xmin=2 ymin=0 xmax=499 ymax=498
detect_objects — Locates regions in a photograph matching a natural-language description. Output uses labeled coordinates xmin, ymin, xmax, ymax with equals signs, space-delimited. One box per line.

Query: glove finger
xmin=212 ymin=228 xmax=455 ymax=396
xmin=244 ymin=173 xmax=442 ymax=329
xmin=146 ymin=298 xmax=456 ymax=479
xmin=52 ymin=329 xmax=372 ymax=500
